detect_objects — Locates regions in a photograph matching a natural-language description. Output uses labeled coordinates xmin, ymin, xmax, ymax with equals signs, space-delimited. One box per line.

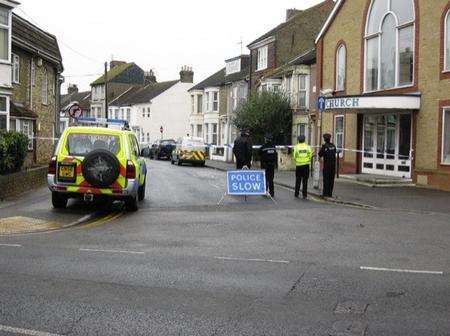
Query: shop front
xmin=319 ymin=95 xmax=420 ymax=179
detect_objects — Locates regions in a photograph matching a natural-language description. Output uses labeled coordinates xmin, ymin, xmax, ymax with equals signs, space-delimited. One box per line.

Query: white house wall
xmin=137 ymin=82 xmax=193 ymax=143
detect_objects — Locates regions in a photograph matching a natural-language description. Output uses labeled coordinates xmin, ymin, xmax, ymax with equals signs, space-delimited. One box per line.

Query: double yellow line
xmin=81 ymin=211 xmax=124 ymax=229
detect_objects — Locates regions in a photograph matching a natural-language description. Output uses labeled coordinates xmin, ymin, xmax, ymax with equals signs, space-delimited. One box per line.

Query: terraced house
xmin=247 ymin=0 xmax=334 ymax=146
xmin=316 ymin=0 xmax=450 ymax=191
xmin=0 ymin=0 xmax=63 ymax=167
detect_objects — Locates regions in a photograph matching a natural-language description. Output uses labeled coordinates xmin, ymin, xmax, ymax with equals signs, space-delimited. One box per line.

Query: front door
xmin=362 ymin=112 xmax=412 ymax=178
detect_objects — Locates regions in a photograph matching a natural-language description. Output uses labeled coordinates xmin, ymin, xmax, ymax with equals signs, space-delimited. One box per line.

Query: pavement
xmin=0 ymin=159 xmax=448 ymax=335
xmin=206 ymin=159 xmax=450 ymax=214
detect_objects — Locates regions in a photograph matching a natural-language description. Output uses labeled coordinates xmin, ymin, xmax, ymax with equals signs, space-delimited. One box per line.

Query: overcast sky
xmin=15 ymin=0 xmax=325 ymax=93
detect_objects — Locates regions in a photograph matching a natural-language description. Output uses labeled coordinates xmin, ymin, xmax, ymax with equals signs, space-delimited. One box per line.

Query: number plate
xmin=58 ymin=165 xmax=75 ymax=179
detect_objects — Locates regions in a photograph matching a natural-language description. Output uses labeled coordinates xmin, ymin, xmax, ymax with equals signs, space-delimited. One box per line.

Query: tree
xmin=233 ymin=91 xmax=292 ymax=145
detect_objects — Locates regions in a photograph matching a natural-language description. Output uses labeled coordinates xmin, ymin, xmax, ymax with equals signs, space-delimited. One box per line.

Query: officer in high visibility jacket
xmin=293 ymin=135 xmax=313 ymax=199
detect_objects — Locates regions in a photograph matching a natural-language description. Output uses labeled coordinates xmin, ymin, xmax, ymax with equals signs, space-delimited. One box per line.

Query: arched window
xmin=364 ymin=0 xmax=415 ymax=91
xmin=336 ymin=43 xmax=346 ymax=91
xmin=445 ymin=10 xmax=450 ymax=71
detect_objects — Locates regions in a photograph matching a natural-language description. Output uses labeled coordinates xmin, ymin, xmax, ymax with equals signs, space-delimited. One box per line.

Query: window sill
xmin=363 ymin=84 xmax=415 ymax=94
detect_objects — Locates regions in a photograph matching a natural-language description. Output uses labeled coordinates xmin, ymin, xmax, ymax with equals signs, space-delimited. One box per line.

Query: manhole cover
xmin=334 ymin=301 xmax=368 ymax=315
xmin=329 ymin=320 xmax=367 ymax=336
xmin=0 ymin=216 xmax=59 ymax=234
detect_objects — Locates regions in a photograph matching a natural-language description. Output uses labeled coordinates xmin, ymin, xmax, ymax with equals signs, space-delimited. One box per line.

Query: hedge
xmin=0 ymin=130 xmax=29 ymax=175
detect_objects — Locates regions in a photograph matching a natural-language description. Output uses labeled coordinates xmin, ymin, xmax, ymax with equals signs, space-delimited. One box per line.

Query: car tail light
xmin=126 ymin=160 xmax=136 ymax=179
xmin=48 ymin=157 xmax=57 ymax=175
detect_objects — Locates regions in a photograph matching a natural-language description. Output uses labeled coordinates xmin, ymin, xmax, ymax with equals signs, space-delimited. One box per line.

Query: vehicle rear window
xmin=67 ymin=133 xmax=121 ymax=156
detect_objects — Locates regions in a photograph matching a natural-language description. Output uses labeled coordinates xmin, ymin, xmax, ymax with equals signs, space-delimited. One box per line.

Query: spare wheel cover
xmin=82 ymin=149 xmax=121 ymax=188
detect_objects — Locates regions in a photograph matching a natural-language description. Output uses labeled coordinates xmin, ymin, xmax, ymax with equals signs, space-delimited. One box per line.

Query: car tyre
xmin=177 ymin=158 xmax=182 ymax=166
xmin=125 ymin=196 xmax=138 ymax=212
xmin=52 ymin=191 xmax=68 ymax=209
xmin=199 ymin=161 xmax=206 ymax=167
xmin=138 ymin=181 xmax=146 ymax=201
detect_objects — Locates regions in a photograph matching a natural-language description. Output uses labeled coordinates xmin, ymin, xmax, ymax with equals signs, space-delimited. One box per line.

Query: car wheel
xmin=125 ymin=196 xmax=138 ymax=212
xmin=177 ymin=157 xmax=182 ymax=166
xmin=138 ymin=181 xmax=146 ymax=201
xmin=199 ymin=161 xmax=206 ymax=167
xmin=52 ymin=191 xmax=67 ymax=209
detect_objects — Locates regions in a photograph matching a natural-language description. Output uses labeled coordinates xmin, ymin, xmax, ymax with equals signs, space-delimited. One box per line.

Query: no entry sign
xmin=226 ymin=170 xmax=266 ymax=196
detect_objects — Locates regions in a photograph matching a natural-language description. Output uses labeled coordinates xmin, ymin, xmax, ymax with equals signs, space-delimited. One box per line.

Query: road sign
xmin=226 ymin=170 xmax=266 ymax=196
xmin=68 ymin=103 xmax=82 ymax=119
xmin=317 ymin=96 xmax=326 ymax=112
xmin=160 ymin=126 xmax=163 ymax=133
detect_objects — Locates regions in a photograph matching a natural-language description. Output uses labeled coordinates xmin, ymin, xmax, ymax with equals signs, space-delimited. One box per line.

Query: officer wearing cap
xmin=259 ymin=134 xmax=277 ymax=197
xmin=293 ymin=135 xmax=313 ymax=199
xmin=319 ymin=133 xmax=337 ymax=198
xmin=233 ymin=129 xmax=253 ymax=169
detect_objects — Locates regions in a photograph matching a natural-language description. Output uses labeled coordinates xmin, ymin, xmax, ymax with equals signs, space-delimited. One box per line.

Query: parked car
xmin=155 ymin=139 xmax=176 ymax=160
xmin=48 ymin=125 xmax=147 ymax=211
xmin=148 ymin=140 xmax=159 ymax=159
xmin=171 ymin=137 xmax=207 ymax=167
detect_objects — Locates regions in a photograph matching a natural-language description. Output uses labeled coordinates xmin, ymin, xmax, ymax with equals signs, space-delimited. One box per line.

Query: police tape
xmin=28 ymin=136 xmax=413 ymax=161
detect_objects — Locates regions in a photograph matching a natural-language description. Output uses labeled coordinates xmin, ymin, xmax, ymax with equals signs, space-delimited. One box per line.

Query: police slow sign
xmin=227 ymin=170 xmax=266 ymax=196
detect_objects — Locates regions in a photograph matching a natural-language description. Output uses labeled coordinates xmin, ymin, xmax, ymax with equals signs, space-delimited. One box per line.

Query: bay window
xmin=213 ymin=92 xmax=218 ymax=111
xmin=335 ymin=44 xmax=346 ymax=91
xmin=0 ymin=96 xmax=7 ymax=130
xmin=197 ymin=95 xmax=202 ymax=113
xmin=442 ymin=108 xmax=450 ymax=165
xmin=364 ymin=0 xmax=415 ymax=91
xmin=12 ymin=54 xmax=19 ymax=83
xmin=298 ymin=74 xmax=309 ymax=109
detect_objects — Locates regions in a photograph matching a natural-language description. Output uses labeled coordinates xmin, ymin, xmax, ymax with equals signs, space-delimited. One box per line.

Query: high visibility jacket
xmin=293 ymin=143 xmax=313 ymax=166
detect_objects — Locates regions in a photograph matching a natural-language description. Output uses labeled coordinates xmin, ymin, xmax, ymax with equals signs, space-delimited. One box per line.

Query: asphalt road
xmin=0 ymin=159 xmax=449 ymax=335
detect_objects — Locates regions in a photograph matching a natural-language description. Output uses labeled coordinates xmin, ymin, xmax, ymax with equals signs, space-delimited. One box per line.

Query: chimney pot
xmin=179 ymin=66 xmax=194 ymax=83
xmin=67 ymin=84 xmax=78 ymax=95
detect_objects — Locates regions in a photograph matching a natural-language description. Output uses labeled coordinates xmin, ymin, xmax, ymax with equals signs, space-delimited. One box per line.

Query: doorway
xmin=361 ymin=112 xmax=412 ymax=178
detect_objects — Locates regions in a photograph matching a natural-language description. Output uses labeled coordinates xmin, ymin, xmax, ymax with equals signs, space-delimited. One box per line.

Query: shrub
xmin=233 ymin=91 xmax=292 ymax=146
xmin=0 ymin=130 xmax=29 ymax=175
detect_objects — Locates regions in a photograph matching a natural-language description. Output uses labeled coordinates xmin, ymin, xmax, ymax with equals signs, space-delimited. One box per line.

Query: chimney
xmin=286 ymin=8 xmax=302 ymax=21
xmin=110 ymin=60 xmax=127 ymax=69
xmin=180 ymin=65 xmax=194 ymax=83
xmin=144 ymin=70 xmax=157 ymax=85
xmin=67 ymin=84 xmax=78 ymax=95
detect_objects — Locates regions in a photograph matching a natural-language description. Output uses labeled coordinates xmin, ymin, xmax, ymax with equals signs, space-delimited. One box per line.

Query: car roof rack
xmin=74 ymin=117 xmax=130 ymax=130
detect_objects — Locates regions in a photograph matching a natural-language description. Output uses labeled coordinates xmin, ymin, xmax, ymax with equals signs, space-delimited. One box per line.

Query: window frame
xmin=335 ymin=43 xmax=346 ymax=92
xmin=12 ymin=53 xmax=19 ymax=83
xmin=0 ymin=95 xmax=8 ymax=131
xmin=197 ymin=94 xmax=202 ymax=114
xmin=212 ymin=92 xmax=219 ymax=112
xmin=298 ymin=74 xmax=309 ymax=109
xmin=41 ymin=67 xmax=48 ymax=105
xmin=442 ymin=107 xmax=450 ymax=165
xmin=334 ymin=114 xmax=345 ymax=154
xmin=0 ymin=6 xmax=11 ymax=63
xmin=363 ymin=0 xmax=416 ymax=93
xmin=257 ymin=45 xmax=268 ymax=71
xmin=30 ymin=59 xmax=36 ymax=87
xmin=444 ymin=9 xmax=450 ymax=73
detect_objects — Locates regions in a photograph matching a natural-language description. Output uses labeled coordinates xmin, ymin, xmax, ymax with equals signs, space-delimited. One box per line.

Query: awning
xmin=10 ymin=102 xmax=38 ymax=119
xmin=318 ymin=94 xmax=421 ymax=112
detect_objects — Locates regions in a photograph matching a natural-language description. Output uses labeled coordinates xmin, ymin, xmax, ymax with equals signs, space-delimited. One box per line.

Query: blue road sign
xmin=227 ymin=170 xmax=266 ymax=196
xmin=317 ymin=96 xmax=326 ymax=112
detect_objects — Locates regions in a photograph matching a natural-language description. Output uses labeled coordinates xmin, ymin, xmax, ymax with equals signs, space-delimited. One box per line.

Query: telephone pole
xmin=104 ymin=62 xmax=109 ymax=120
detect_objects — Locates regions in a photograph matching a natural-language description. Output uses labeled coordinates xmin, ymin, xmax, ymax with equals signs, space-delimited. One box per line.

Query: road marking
xmin=79 ymin=248 xmax=145 ymax=255
xmin=0 ymin=324 xmax=62 ymax=336
xmin=81 ymin=211 xmax=123 ymax=230
xmin=360 ymin=266 xmax=444 ymax=275
xmin=214 ymin=256 xmax=290 ymax=264
xmin=0 ymin=243 xmax=21 ymax=247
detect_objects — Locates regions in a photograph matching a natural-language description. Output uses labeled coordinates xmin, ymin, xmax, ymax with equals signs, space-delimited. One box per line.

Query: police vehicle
xmin=47 ymin=118 xmax=147 ymax=211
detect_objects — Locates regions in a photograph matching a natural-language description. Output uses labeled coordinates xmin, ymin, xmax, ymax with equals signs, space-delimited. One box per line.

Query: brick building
xmin=90 ymin=61 xmax=144 ymax=119
xmin=316 ymin=0 xmax=450 ymax=190
xmin=9 ymin=13 xmax=63 ymax=167
xmin=246 ymin=1 xmax=334 ymax=147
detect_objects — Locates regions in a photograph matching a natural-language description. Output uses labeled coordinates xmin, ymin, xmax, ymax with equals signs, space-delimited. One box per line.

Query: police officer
xmin=259 ymin=134 xmax=277 ymax=197
xmin=233 ymin=129 xmax=252 ymax=169
xmin=318 ymin=133 xmax=337 ymax=198
xmin=293 ymin=135 xmax=313 ymax=199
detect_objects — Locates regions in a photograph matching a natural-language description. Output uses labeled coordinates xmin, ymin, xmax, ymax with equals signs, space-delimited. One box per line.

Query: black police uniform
xmin=259 ymin=142 xmax=277 ymax=197
xmin=318 ymin=142 xmax=337 ymax=197
xmin=233 ymin=135 xmax=252 ymax=169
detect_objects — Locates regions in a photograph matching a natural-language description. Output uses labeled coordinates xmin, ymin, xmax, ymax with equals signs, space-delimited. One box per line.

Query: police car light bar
xmin=76 ymin=117 xmax=129 ymax=127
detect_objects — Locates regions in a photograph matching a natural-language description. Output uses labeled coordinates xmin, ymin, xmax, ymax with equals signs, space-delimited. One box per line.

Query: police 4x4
xmin=48 ymin=125 xmax=147 ymax=211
